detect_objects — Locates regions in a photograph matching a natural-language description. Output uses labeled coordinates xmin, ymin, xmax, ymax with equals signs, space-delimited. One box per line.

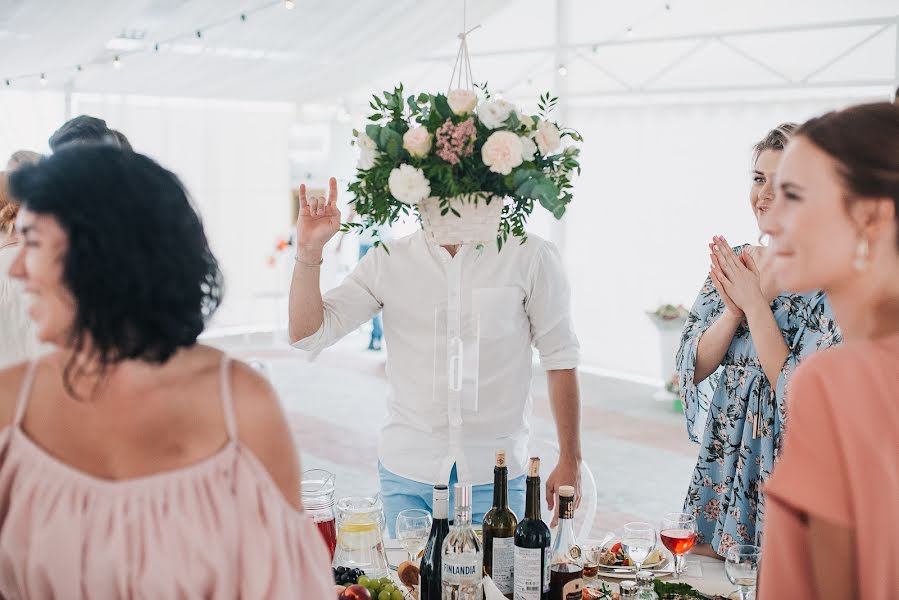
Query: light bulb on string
xmin=113 ymin=56 xmax=123 ymax=69
xmin=557 ymin=65 xmax=568 ymax=77
xmin=196 ymin=30 xmax=202 ymax=38
xmin=76 ymin=64 xmax=83 ymax=72
xmin=665 ymin=2 xmax=672 ymax=11
xmin=626 ymin=27 xmax=634 ymax=38
xmin=4 ymin=79 xmax=9 ymax=87
xmin=39 ymin=73 xmax=47 ymax=86
xmin=240 ymin=13 xmax=247 ymax=22
xmin=154 ymin=43 xmax=160 ymax=52
xmin=284 ymin=0 xmax=295 ymax=9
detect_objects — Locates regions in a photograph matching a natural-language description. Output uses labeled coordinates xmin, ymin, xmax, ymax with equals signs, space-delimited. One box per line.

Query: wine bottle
xmin=419 ymin=485 xmax=450 ymax=600
xmin=549 ymin=486 xmax=583 ymax=600
xmin=483 ymin=449 xmax=518 ymax=599
xmin=514 ymin=457 xmax=551 ymax=600
xmin=441 ymin=483 xmax=483 ymax=599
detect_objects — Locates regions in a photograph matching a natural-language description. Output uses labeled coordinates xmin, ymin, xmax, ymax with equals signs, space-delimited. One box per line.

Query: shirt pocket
xmin=471 ymin=286 xmax=522 ymax=341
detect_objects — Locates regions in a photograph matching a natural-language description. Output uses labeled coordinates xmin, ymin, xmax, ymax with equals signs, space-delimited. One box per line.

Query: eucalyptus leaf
xmin=433 ymin=94 xmax=453 ymax=120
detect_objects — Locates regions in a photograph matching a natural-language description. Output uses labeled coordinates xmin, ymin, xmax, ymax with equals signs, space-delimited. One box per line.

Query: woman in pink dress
xmin=758 ymin=102 xmax=899 ymax=598
xmin=0 ymin=145 xmax=334 ymax=598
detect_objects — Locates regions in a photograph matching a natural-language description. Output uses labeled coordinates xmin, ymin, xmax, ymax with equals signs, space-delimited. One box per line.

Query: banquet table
xmin=384 ymin=543 xmax=738 ymax=599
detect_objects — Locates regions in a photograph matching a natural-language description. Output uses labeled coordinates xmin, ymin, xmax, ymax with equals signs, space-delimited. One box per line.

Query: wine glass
xmin=660 ymin=512 xmax=698 ymax=579
xmin=725 ymin=544 xmax=761 ymax=600
xmin=622 ymin=522 xmax=657 ymax=577
xmin=396 ymin=509 xmax=432 ymax=562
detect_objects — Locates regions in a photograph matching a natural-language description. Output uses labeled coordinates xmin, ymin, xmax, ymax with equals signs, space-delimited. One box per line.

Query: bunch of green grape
xmin=356 ymin=576 xmax=405 ymax=600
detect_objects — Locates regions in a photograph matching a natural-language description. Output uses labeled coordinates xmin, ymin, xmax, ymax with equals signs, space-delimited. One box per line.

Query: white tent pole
xmin=421 ymin=16 xmax=899 ymax=62
xmin=894 ymin=18 xmax=899 ymax=100
xmin=552 ymin=0 xmax=569 ymax=254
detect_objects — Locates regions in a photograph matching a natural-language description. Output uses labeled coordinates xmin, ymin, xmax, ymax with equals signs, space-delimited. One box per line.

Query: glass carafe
xmin=301 ymin=469 xmax=337 ymax=558
xmin=332 ymin=495 xmax=389 ymax=579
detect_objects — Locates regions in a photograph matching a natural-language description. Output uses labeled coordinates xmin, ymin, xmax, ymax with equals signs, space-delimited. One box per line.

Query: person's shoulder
xmin=221 ymin=351 xmax=301 ymax=508
xmin=791 ymin=342 xmax=866 ymax=396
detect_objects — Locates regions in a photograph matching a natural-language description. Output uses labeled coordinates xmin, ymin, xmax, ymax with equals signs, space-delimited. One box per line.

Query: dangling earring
xmin=853 ymin=237 xmax=869 ymax=271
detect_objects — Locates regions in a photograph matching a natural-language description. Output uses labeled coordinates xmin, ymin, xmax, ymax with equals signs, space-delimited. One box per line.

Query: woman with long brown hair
xmin=758 ymin=102 xmax=899 ymax=598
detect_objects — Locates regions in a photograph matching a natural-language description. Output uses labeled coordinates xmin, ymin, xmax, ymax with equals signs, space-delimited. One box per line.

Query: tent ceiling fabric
xmin=0 ymin=0 xmax=895 ymax=103
xmin=0 ymin=0 xmax=507 ymax=101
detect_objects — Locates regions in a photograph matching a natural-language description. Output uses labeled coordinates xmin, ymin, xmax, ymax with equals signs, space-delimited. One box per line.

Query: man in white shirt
xmin=289 ymin=179 xmax=582 ymax=533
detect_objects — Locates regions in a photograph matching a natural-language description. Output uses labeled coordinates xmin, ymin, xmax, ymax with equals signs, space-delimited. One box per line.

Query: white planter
xmin=646 ymin=315 xmax=687 ymax=402
xmin=418 ymin=194 xmax=503 ymax=246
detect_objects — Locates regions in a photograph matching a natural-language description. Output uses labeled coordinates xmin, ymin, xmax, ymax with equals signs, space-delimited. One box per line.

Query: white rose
xmin=357 ymin=148 xmax=377 ymax=170
xmin=534 ymin=120 xmax=562 ymax=155
xmin=356 ymin=132 xmax=378 ymax=170
xmin=481 ymin=131 xmax=524 ymax=175
xmin=388 ymin=164 xmax=431 ymax=205
xmin=402 ymin=126 xmax=433 ymax=158
xmin=519 ymin=114 xmax=536 ymax=131
xmin=477 ymin=99 xmax=516 ymax=130
xmin=447 ymin=89 xmax=478 ymax=116
xmin=357 ymin=132 xmax=377 ymax=151
xmin=520 ymin=135 xmax=537 ymax=162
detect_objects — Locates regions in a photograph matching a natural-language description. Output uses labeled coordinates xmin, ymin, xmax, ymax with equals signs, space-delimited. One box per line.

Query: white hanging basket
xmin=418 ymin=194 xmax=503 ymax=246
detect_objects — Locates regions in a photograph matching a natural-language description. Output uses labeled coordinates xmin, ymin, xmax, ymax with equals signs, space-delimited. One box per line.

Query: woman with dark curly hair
xmin=0 ymin=146 xmax=333 ymax=598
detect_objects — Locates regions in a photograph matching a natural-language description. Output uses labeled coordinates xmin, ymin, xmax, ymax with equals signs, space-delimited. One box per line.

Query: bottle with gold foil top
xmin=482 ymin=450 xmax=518 ymax=598
xmin=549 ymin=486 xmax=583 ymax=600
xmin=514 ymin=457 xmax=551 ymax=600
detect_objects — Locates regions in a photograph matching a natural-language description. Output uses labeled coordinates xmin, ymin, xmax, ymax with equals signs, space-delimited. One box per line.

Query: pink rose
xmin=534 ymin=120 xmax=562 ymax=155
xmin=447 ymin=89 xmax=478 ymax=116
xmin=481 ymin=131 xmax=524 ymax=175
xmin=402 ymin=126 xmax=432 ymax=158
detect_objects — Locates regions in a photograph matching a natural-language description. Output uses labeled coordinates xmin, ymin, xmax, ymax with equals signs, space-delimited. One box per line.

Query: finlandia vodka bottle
xmin=441 ymin=484 xmax=483 ymax=599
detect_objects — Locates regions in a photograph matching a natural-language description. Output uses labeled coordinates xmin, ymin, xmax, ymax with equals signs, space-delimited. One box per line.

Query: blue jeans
xmin=379 ymin=463 xmax=526 ymax=537
xmin=358 ymin=243 xmax=382 ymax=342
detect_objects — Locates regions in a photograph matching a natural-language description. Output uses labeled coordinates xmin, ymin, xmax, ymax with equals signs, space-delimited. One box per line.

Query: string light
xmin=665 ymin=3 xmax=672 ymax=10
xmin=2 ymin=1 xmax=304 ymax=86
xmin=557 ymin=64 xmax=568 ymax=77
xmin=626 ymin=27 xmax=634 ymax=38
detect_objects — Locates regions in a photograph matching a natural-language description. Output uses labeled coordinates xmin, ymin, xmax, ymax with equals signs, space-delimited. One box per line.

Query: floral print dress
xmin=675 ymin=245 xmax=841 ymax=554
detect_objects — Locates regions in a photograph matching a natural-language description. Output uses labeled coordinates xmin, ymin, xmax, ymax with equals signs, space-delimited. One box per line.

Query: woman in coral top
xmin=758 ymin=102 xmax=899 ymax=599
xmin=0 ymin=146 xmax=334 ymax=599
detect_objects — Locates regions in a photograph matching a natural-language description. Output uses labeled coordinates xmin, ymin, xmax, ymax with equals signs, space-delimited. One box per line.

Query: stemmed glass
xmin=622 ymin=522 xmax=657 ymax=578
xmin=396 ymin=509 xmax=432 ymax=563
xmin=725 ymin=545 xmax=761 ymax=600
xmin=660 ymin=512 xmax=698 ymax=579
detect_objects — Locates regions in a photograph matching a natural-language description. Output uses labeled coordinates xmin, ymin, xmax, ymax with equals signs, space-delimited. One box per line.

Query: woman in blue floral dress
xmin=675 ymin=124 xmax=842 ymax=558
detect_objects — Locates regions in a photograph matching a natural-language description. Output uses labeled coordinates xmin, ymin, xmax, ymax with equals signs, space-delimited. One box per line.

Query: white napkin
xmin=482 ymin=576 xmax=507 ymax=600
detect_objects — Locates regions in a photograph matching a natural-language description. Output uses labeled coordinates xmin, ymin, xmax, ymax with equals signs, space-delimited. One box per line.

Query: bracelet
xmin=294 ymin=255 xmax=323 ymax=267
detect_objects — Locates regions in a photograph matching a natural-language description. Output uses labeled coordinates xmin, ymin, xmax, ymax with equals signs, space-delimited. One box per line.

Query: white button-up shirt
xmin=293 ymin=230 xmax=579 ymax=485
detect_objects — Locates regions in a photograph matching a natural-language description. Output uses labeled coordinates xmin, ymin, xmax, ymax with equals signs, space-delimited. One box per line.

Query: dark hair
xmin=9 ymin=146 xmax=224 ymax=379
xmin=110 ymin=129 xmax=133 ymax=152
xmin=797 ymin=102 xmax=899 ymax=249
xmin=48 ymin=115 xmax=131 ymax=152
xmin=752 ymin=122 xmax=797 ymax=165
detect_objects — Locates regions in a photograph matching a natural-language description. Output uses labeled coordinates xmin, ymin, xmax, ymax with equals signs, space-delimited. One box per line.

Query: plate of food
xmin=597 ymin=542 xmax=667 ymax=571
